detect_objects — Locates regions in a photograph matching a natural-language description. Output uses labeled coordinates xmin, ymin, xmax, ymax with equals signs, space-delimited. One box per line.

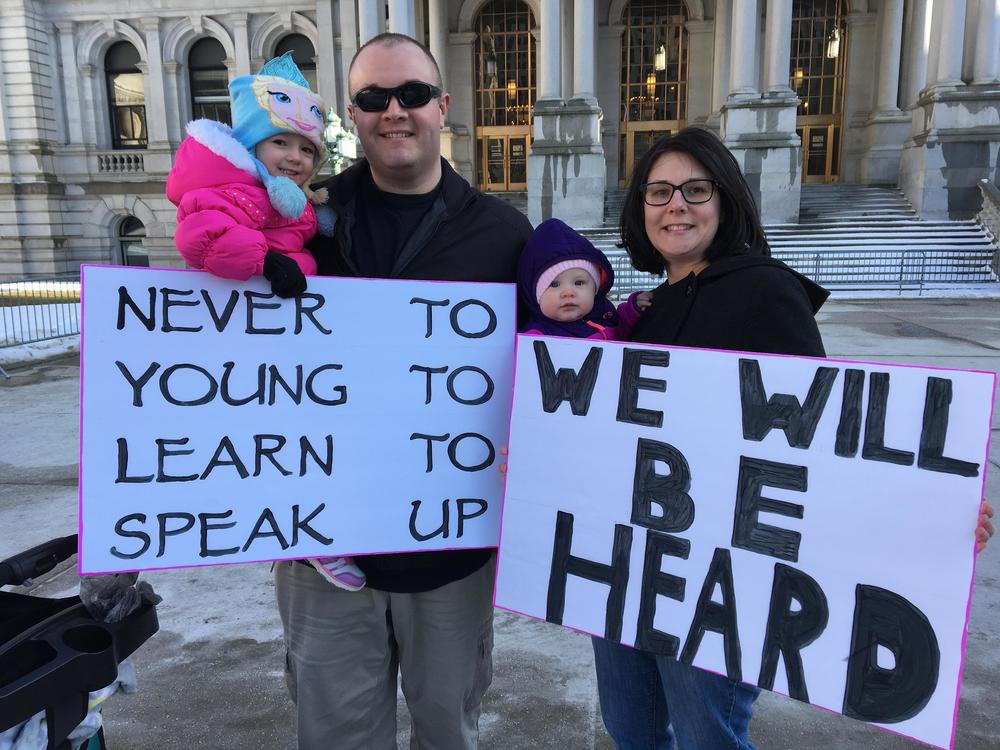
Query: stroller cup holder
xmin=0 ymin=535 xmax=159 ymax=748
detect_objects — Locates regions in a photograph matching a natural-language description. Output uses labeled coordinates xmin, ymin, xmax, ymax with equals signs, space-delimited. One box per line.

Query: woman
xmin=592 ymin=127 xmax=995 ymax=749
xmin=592 ymin=126 xmax=815 ymax=750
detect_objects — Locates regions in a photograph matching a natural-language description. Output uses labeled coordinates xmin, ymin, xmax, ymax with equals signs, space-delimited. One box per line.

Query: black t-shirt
xmin=352 ymin=172 xmax=442 ymax=278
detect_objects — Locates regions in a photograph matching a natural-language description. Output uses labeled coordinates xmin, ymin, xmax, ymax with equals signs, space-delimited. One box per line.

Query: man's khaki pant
xmin=274 ymin=557 xmax=495 ymax=750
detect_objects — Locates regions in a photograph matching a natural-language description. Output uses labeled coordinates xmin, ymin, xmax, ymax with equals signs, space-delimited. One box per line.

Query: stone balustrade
xmin=96 ymin=151 xmax=145 ymax=174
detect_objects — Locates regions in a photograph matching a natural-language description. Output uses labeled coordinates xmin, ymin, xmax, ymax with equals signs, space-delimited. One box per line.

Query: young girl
xmin=517 ymin=218 xmax=650 ymax=339
xmin=165 ymin=52 xmax=364 ymax=592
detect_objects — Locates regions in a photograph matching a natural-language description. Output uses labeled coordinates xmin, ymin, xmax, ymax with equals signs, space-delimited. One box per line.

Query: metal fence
xmin=0 ymin=277 xmax=81 ymax=377
xmin=605 ymin=248 xmax=1000 ymax=298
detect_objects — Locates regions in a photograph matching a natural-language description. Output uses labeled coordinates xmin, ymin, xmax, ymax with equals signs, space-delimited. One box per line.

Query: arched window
xmin=119 ymin=216 xmax=148 ymax=267
xmin=189 ymin=38 xmax=231 ymax=125
xmin=275 ymin=34 xmax=317 ymax=92
xmin=105 ymin=41 xmax=147 ymax=149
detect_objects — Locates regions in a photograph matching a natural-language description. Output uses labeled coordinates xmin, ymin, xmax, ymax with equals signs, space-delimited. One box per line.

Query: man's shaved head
xmin=349 ymin=33 xmax=443 ymax=92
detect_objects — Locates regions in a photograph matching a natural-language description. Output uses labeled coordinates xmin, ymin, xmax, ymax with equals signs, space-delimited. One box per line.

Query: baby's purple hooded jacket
xmin=517 ymin=218 xmax=642 ymax=340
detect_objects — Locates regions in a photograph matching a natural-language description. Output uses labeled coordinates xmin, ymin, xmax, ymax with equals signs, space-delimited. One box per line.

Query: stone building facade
xmin=1 ymin=0 xmax=998 ymax=276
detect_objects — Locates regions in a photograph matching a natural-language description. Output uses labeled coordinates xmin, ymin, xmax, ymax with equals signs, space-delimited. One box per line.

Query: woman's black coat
xmin=629 ymin=254 xmax=828 ymax=358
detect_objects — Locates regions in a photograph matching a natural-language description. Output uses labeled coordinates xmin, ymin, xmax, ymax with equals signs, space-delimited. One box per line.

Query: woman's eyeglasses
xmin=639 ymin=179 xmax=718 ymax=206
xmin=351 ymin=82 xmax=442 ymax=112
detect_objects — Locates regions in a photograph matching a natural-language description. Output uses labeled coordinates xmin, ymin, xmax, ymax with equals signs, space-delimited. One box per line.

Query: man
xmin=273 ymin=33 xmax=533 ymax=750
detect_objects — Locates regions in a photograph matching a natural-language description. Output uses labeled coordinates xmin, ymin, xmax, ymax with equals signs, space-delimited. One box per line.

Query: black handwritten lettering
xmin=739 ymin=359 xmax=837 ymax=449
xmin=533 ymin=340 xmax=602 ymax=415
xmin=546 ymin=511 xmax=632 ymax=642
xmin=617 ymin=348 xmax=669 ymax=428
xmin=732 ymin=456 xmax=806 ymax=562
xmin=631 ymin=438 xmax=694 ymax=533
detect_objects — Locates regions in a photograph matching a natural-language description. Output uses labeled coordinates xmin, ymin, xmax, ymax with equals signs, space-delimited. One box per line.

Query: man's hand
xmin=263 ymin=250 xmax=307 ymax=298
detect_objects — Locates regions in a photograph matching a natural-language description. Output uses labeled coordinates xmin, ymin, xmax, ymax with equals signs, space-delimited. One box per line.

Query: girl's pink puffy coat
xmin=166 ymin=119 xmax=318 ymax=280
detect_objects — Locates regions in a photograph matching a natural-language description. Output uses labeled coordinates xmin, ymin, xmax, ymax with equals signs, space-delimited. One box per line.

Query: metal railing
xmin=0 ymin=277 xmax=81 ymax=378
xmin=604 ymin=248 xmax=999 ymax=299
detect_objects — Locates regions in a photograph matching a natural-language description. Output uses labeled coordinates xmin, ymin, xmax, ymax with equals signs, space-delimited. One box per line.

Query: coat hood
xmin=166 ymin=119 xmax=324 ymax=220
xmin=517 ymin=218 xmax=619 ymax=337
xmin=166 ymin=120 xmax=261 ymax=205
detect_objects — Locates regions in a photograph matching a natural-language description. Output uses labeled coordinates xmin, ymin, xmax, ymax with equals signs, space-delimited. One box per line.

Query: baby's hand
xmin=636 ymin=291 xmax=654 ymax=310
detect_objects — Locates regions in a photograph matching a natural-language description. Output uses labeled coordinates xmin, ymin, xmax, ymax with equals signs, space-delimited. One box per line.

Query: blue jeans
xmin=592 ymin=637 xmax=760 ymax=750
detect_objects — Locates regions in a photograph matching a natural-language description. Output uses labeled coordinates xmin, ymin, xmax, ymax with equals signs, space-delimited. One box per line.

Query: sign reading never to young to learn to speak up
xmin=80 ymin=266 xmax=515 ymax=575
xmin=494 ymin=335 xmax=995 ymax=750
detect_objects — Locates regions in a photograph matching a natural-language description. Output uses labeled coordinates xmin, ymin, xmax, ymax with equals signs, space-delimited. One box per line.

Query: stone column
xmin=388 ymin=0 xmax=416 ymax=37
xmin=572 ymin=0 xmax=595 ymax=102
xmin=762 ymin=0 xmax=792 ymax=95
xmin=358 ymin=0 xmax=381 ymax=46
xmin=538 ymin=0 xmax=562 ymax=102
xmin=528 ymin=0 xmax=605 ymax=227
xmin=597 ymin=23 xmax=624 ymax=184
xmin=230 ymin=13 xmax=251 ymax=77
xmin=931 ymin=0 xmax=968 ymax=86
xmin=139 ymin=17 xmax=172 ymax=173
xmin=973 ymin=0 xmax=1000 ymax=84
xmin=709 ymin=0 xmax=732 ymax=125
xmin=901 ymin=0 xmax=932 ymax=107
xmin=55 ymin=21 xmax=85 ymax=145
xmin=857 ymin=1 xmax=909 ymax=184
xmin=428 ymin=0 xmax=449 ymax=89
xmin=900 ymin=0 xmax=1000 ymax=218
xmin=561 ymin=0 xmax=573 ymax=105
xmin=874 ymin=0 xmax=904 ymax=111
xmin=315 ymin=0 xmax=339 ymax=112
xmin=728 ymin=0 xmax=758 ymax=99
xmin=339 ymin=0 xmax=359 ymax=118
xmin=721 ymin=0 xmax=801 ymax=223
xmin=685 ymin=20 xmax=714 ymax=123
xmin=443 ymin=32 xmax=477 ymax=181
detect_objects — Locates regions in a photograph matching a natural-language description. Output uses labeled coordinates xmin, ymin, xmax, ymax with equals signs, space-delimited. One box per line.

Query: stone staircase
xmin=767 ymin=185 xmax=998 ymax=292
xmin=586 ymin=185 xmax=1000 ymax=296
xmin=489 ymin=185 xmax=999 ymax=295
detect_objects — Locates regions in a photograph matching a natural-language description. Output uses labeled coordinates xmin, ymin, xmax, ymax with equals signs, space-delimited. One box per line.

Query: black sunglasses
xmin=351 ymin=81 xmax=442 ymax=112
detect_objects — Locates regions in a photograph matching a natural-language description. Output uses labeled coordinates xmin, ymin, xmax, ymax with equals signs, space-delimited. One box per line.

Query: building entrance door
xmin=797 ymin=121 xmax=841 ymax=183
xmin=617 ymin=0 xmax=688 ymax=186
xmin=477 ymin=129 xmax=530 ymax=191
xmin=621 ymin=125 xmax=674 ymax=185
xmin=790 ymin=0 xmax=846 ymax=184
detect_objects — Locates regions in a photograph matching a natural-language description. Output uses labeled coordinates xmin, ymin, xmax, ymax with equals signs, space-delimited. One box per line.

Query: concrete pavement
xmin=2 ymin=297 xmax=999 ymax=749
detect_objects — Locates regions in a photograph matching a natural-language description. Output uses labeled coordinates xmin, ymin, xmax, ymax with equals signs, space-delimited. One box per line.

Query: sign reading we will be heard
xmin=80 ymin=266 xmax=515 ymax=574
xmin=495 ymin=335 xmax=995 ymax=750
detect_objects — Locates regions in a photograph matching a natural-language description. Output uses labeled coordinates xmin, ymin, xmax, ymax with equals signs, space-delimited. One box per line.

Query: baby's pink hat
xmin=535 ymin=259 xmax=601 ymax=303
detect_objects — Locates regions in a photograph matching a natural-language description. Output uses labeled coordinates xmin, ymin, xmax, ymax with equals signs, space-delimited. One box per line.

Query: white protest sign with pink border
xmin=495 ymin=334 xmax=995 ymax=750
xmin=79 ymin=266 xmax=515 ymax=574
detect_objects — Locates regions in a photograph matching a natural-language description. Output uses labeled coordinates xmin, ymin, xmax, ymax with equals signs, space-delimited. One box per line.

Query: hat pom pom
xmin=268 ymin=175 xmax=307 ymax=219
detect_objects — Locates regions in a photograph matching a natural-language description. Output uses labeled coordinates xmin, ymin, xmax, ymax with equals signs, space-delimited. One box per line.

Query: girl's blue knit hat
xmin=229 ymin=52 xmax=327 ymax=218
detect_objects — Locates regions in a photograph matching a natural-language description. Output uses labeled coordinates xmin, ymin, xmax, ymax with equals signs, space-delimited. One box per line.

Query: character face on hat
xmin=251 ymin=78 xmax=324 ymax=139
xmin=538 ymin=267 xmax=598 ymax=323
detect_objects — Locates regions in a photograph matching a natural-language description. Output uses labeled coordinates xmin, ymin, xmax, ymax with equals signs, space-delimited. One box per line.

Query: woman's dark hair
xmin=619 ymin=126 xmax=770 ymax=275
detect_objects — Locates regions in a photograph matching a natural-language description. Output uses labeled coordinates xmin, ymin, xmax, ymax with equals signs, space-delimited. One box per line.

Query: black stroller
xmin=0 ymin=535 xmax=159 ymax=750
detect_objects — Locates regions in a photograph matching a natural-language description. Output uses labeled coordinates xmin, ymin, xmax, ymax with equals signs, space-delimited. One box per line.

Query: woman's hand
xmin=498 ymin=447 xmax=508 ymax=477
xmin=976 ymin=499 xmax=994 ymax=553
xmin=636 ymin=291 xmax=654 ymax=310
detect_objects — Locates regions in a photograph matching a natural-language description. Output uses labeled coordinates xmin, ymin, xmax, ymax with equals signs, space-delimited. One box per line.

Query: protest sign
xmin=495 ymin=335 xmax=995 ymax=749
xmin=79 ymin=266 xmax=514 ymax=574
